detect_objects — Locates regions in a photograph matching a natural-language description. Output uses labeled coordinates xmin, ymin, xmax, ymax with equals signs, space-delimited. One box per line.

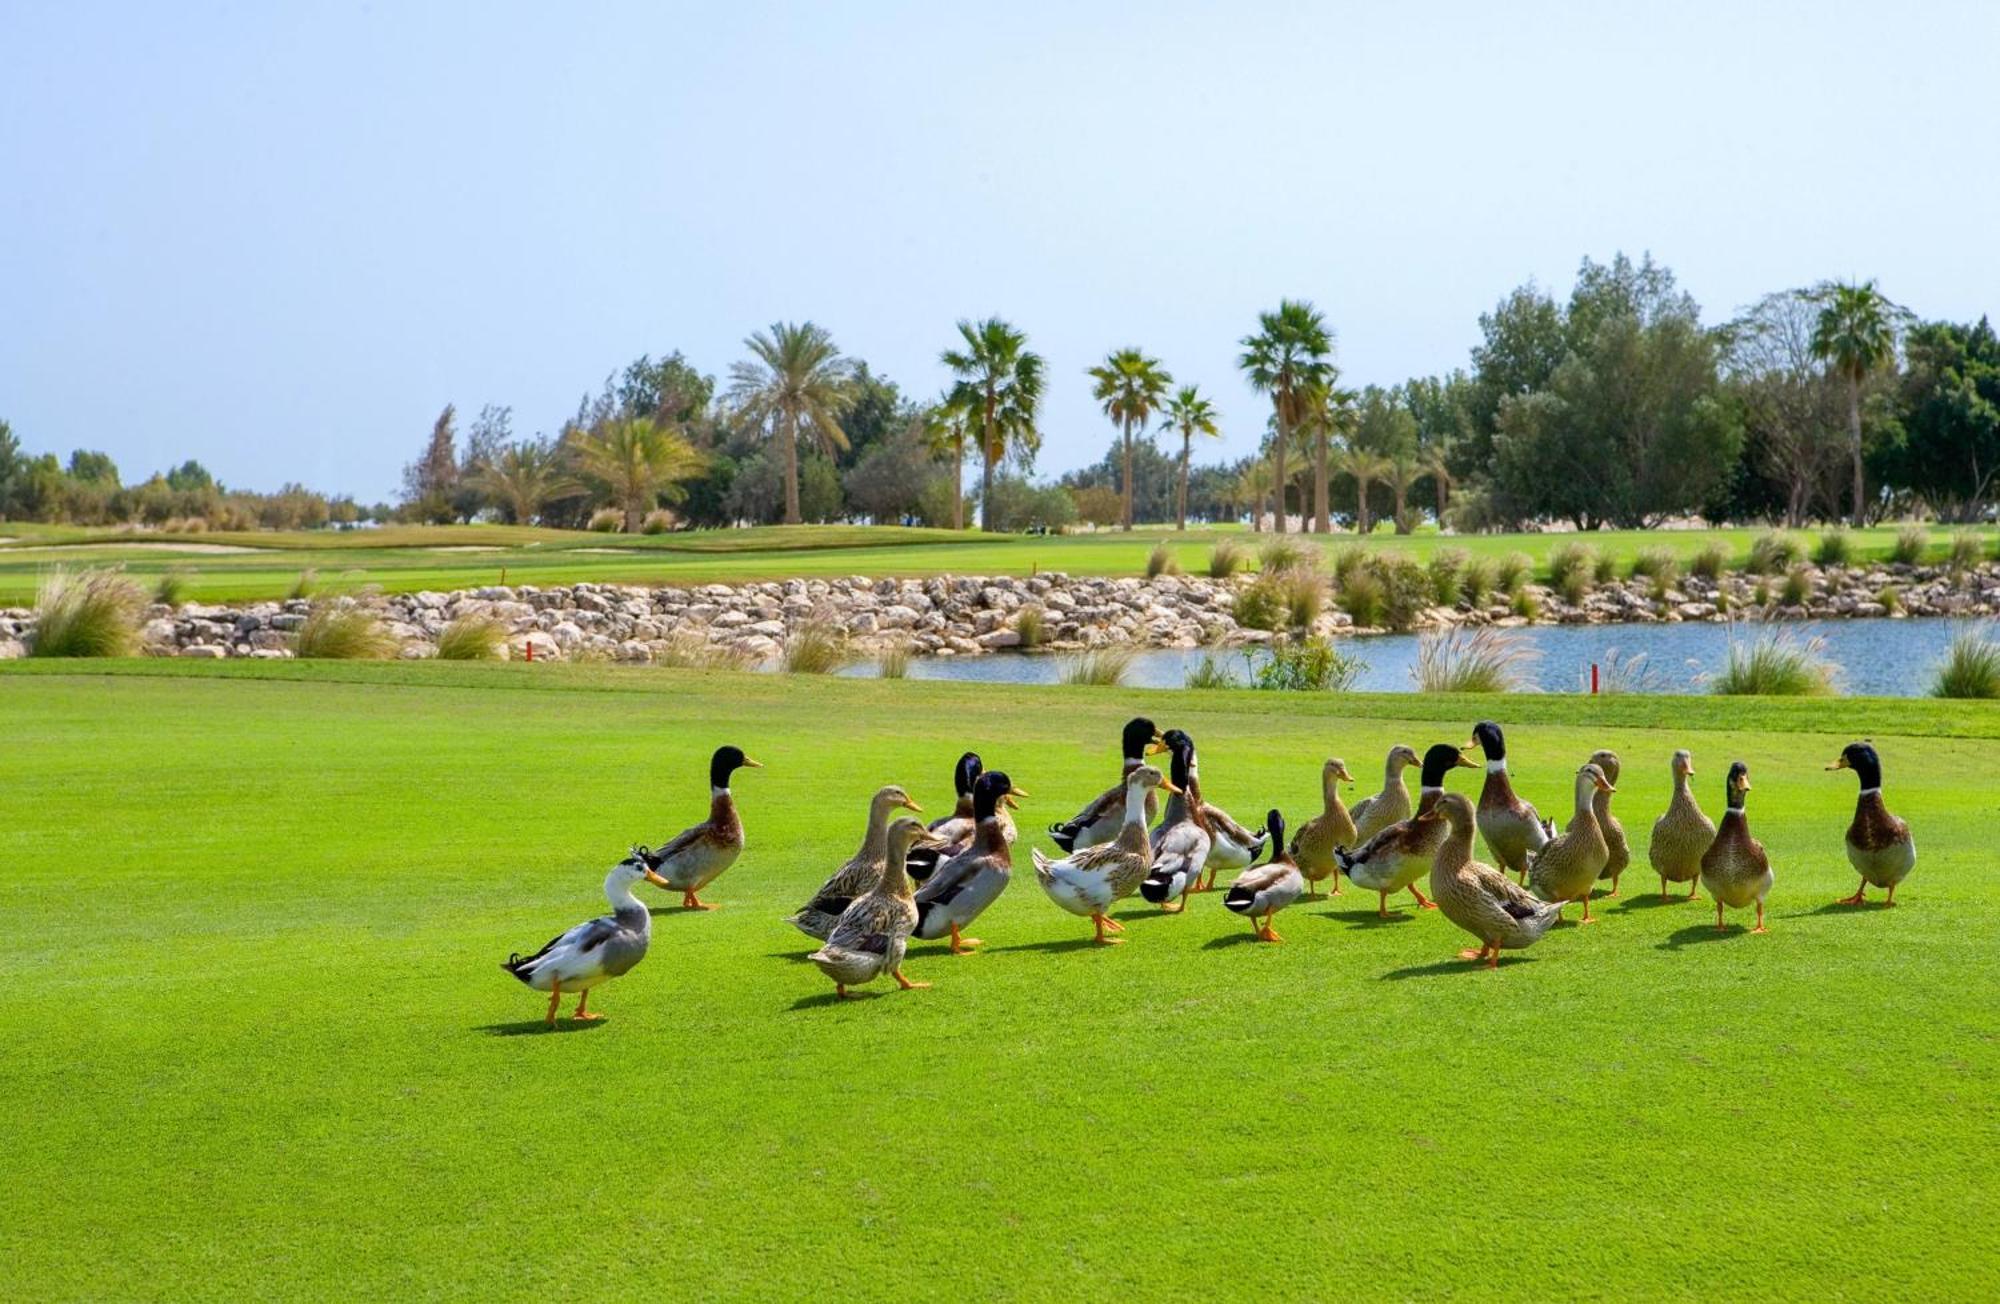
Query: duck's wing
xmin=648 ymin=821 xmax=713 ymax=867
xmin=504 ymin=913 xmax=617 ymax=977
xmin=824 ymin=896 xmax=900 ymax=953
xmin=1465 ymin=861 xmax=1554 ymax=920
xmin=915 ymin=847 xmax=987 ymax=906
xmin=1052 ymin=781 xmax=1123 ymax=839
xmin=1201 ymin=802 xmax=1264 ymax=846
xmin=1347 ymin=791 xmax=1379 ymax=829
xmin=1228 ymin=861 xmax=1288 ymax=895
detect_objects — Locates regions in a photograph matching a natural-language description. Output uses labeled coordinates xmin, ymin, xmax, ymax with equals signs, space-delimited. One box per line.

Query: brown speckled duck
xmin=1828 ymin=742 xmax=1915 ymax=907
xmin=1334 ymin=743 xmax=1476 ymax=916
xmin=1033 ymin=764 xmax=1177 ymax=944
xmin=1288 ymin=758 xmax=1357 ymax=898
xmin=1700 ymin=761 xmax=1772 ymax=933
xmin=1588 ymin=749 xmax=1629 ymax=897
xmin=809 ymin=818 xmax=946 ymax=998
xmin=1430 ymin=792 xmax=1565 ymax=968
xmin=788 ymin=784 xmax=924 ymax=940
xmin=1470 ymin=721 xmax=1553 ymax=883
xmin=643 ymin=745 xmax=761 ymax=910
xmin=1648 ymin=749 xmax=1714 ymax=900
xmin=1526 ymin=763 xmax=1613 ymax=922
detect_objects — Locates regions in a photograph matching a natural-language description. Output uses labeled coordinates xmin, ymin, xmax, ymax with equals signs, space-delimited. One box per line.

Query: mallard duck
xmin=1141 ymin=731 xmax=1212 ymax=912
xmin=502 ymin=848 xmax=671 ymax=1027
xmin=1033 ymin=763 xmax=1176 ymax=944
xmin=1647 ymin=749 xmax=1713 ymax=900
xmin=1047 ymin=717 xmax=1167 ymax=853
xmin=1334 ymin=743 xmax=1478 ymax=916
xmin=1700 ymin=761 xmax=1772 ymax=933
xmin=1429 ymin=792 xmax=1565 ymax=968
xmin=906 ymin=752 xmax=1018 ymax=880
xmin=809 ymin=818 xmax=946 ymax=998
xmin=1828 ymin=742 xmax=1915 ymax=906
xmin=1223 ymin=810 xmax=1304 ymax=942
xmin=915 ymin=771 xmax=1026 ymax=954
xmin=1288 ymin=758 xmax=1358 ymax=897
xmin=1184 ymin=746 xmax=1270 ymax=892
xmin=642 ymin=744 xmax=761 ymax=910
xmin=1527 ymin=763 xmax=1614 ymax=922
xmin=1350 ymin=744 xmax=1421 ymax=842
xmin=787 ymin=784 xmax=924 ymax=940
xmin=1588 ymin=749 xmax=1630 ymax=897
xmin=1471 ymin=721 xmax=1553 ymax=883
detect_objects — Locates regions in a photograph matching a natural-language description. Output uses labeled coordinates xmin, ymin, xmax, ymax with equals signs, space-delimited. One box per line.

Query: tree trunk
xmin=624 ymin=498 xmax=641 ymax=534
xmin=1121 ymin=417 xmax=1134 ymax=531
xmin=1847 ymin=378 xmax=1865 ymax=527
xmin=782 ymin=411 xmax=801 ymax=525
xmin=1313 ymin=429 xmax=1330 ymax=534
xmin=1273 ymin=408 xmax=1289 ymax=534
xmin=1177 ymin=436 xmax=1190 ymax=532
xmin=981 ymin=447 xmax=997 ymax=532
xmin=952 ymin=435 xmax=964 ymax=530
xmin=1435 ymin=476 xmax=1448 ymax=525
xmin=1393 ymin=484 xmax=1410 ymax=534
xmin=1355 ymin=477 xmax=1371 ymax=534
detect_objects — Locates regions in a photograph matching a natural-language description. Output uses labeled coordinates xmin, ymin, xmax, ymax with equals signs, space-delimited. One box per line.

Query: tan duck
xmin=1287 ymin=758 xmax=1357 ymax=898
xmin=1828 ymin=742 xmax=1915 ymax=906
xmin=1350 ymin=744 xmax=1421 ymax=842
xmin=1470 ymin=721 xmax=1553 ymax=883
xmin=1033 ymin=764 xmax=1176 ymax=944
xmin=643 ymin=745 xmax=761 ymax=909
xmin=1526 ymin=763 xmax=1614 ymax=922
xmin=809 ymin=818 xmax=946 ymax=998
xmin=1047 ymin=718 xmax=1166 ymax=853
xmin=1647 ymin=749 xmax=1714 ymax=900
xmin=1588 ymin=749 xmax=1630 ymax=897
xmin=1700 ymin=761 xmax=1772 ymax=932
xmin=787 ymin=784 xmax=924 ymax=940
xmin=1429 ymin=792 xmax=1565 ymax=968
xmin=1333 ymin=743 xmax=1476 ymax=916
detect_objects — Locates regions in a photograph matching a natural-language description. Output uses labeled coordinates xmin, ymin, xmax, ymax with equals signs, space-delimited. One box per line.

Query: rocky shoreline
xmin=2 ymin=561 xmax=1996 ymax=662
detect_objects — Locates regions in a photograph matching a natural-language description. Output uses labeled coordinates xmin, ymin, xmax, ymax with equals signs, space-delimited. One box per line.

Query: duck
xmin=1032 ymin=763 xmax=1176 ymax=944
xmin=787 ymin=784 xmax=924 ymax=940
xmin=1700 ymin=761 xmax=1773 ymax=933
xmin=1350 ymin=744 xmax=1422 ymax=842
xmin=502 ymin=848 xmax=672 ymax=1027
xmin=809 ymin=817 xmax=946 ymax=998
xmin=906 ymin=752 xmax=1017 ymax=880
xmin=914 ymin=771 xmax=1026 ymax=954
xmin=1429 ymin=792 xmax=1565 ymax=968
xmin=1334 ymin=742 xmax=1478 ymax=916
xmin=1588 ymin=749 xmax=1630 ymax=897
xmin=1828 ymin=741 xmax=1915 ymax=906
xmin=1141 ymin=731 xmax=1212 ymax=913
xmin=642 ymin=744 xmax=761 ymax=910
xmin=1526 ymin=763 xmax=1614 ymax=922
xmin=1470 ymin=721 xmax=1554 ymax=883
xmin=1647 ymin=750 xmax=1714 ymax=900
xmin=1223 ymin=810 xmax=1305 ymax=942
xmin=1186 ymin=751 xmax=1271 ymax=892
xmin=1047 ymin=717 xmax=1167 ymax=853
xmin=1288 ymin=758 xmax=1358 ymax=898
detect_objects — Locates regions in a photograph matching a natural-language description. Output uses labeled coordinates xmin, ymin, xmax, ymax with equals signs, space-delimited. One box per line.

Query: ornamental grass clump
xmin=1929 ymin=623 xmax=2000 ymax=699
xmin=30 ymin=568 xmax=145 ymax=658
xmin=1779 ymin=563 xmax=1817 ymax=608
xmin=154 ymin=569 xmax=189 ymax=607
xmin=1014 ymin=603 xmax=1048 ymax=648
xmin=1547 ymin=542 xmax=1598 ymax=605
xmin=1890 ymin=525 xmax=1929 ymax=565
xmin=1145 ymin=540 xmax=1180 ymax=579
xmin=1258 ymin=536 xmax=1315 ymax=574
xmin=1747 ymin=531 xmax=1802 ymax=575
xmin=1411 ymin=626 xmax=1537 ymax=693
xmin=1461 ymin=556 xmax=1497 ymax=608
xmin=1334 ymin=566 xmax=1384 ymax=629
xmin=1495 ymin=552 xmax=1534 ymax=595
xmin=1233 ymin=578 xmax=1287 ymax=631
xmin=1689 ymin=542 xmax=1731 ymax=580
xmin=1371 ymin=554 xmax=1432 ymax=633
xmin=1207 ymin=537 xmax=1247 ymax=579
xmin=1183 ymin=648 xmax=1243 ymax=690
xmin=1813 ymin=529 xmax=1852 ymax=567
xmin=1710 ymin=629 xmax=1838 ymax=696
xmin=780 ymin=620 xmax=853 ymax=674
xmin=1057 ymin=645 xmax=1135 ymax=686
xmin=1427 ymin=548 xmax=1468 ymax=607
xmin=1629 ymin=547 xmax=1678 ymax=582
xmin=1251 ymin=636 xmax=1366 ymax=692
xmin=1510 ymin=586 xmax=1542 ymax=620
xmin=876 ymin=641 xmax=911 ymax=680
xmin=1947 ymin=531 xmax=1982 ymax=573
xmin=294 ymin=602 xmax=397 ymax=660
xmin=1330 ymin=546 xmax=1371 ymax=589
xmin=287 ymin=568 xmax=319 ymax=601
xmin=435 ymin=614 xmax=508 ymax=661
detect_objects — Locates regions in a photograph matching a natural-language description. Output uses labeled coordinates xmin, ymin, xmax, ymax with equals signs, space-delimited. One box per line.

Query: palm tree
xmin=1384 ymin=454 xmax=1422 ymax=534
xmin=1419 ymin=444 xmax=1455 ymax=525
xmin=472 ymin=441 xmax=575 ymax=524
xmin=942 ymin=319 xmax=1045 ymax=532
xmin=1334 ymin=445 xmax=1392 ymax=535
xmin=923 ymin=398 xmax=972 ymax=530
xmin=1809 ymin=281 xmax=1901 ymax=526
xmin=1161 ymin=385 xmax=1220 ymax=532
xmin=1086 ymin=348 xmax=1172 ymax=531
xmin=1235 ymin=459 xmax=1274 ymax=533
xmin=1240 ymin=301 xmax=1334 ymax=535
xmin=1301 ymin=382 xmax=1359 ymax=534
xmin=574 ymin=416 xmax=704 ymax=532
xmin=728 ymin=321 xmax=854 ymax=526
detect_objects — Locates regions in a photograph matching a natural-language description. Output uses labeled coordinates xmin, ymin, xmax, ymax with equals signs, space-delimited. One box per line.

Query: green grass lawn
xmin=2 ymin=661 xmax=1994 ymax=1299
xmin=3 ymin=520 xmax=1993 ymax=605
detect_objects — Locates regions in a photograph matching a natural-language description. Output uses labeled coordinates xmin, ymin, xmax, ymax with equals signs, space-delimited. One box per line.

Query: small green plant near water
xmin=1183 ymin=647 xmax=1243 ymax=690
xmin=1331 ymin=546 xmax=1370 ymax=589
xmin=1251 ymin=635 xmax=1367 ymax=692
xmin=1145 ymin=540 xmax=1180 ymax=578
xmin=1948 ymin=530 xmax=1982 ymax=573
xmin=1428 ymin=548 xmax=1468 ymax=607
xmin=1752 ymin=578 xmax=1772 ymax=606
xmin=1778 ymin=564 xmax=1816 ymax=608
xmin=1710 ymin=629 xmax=1838 ymax=696
xmin=435 ymin=615 xmax=507 ymax=661
xmin=154 ymin=569 xmax=189 ymax=606
xmin=1233 ymin=578 xmax=1287 ymax=631
xmin=1371 ymin=554 xmax=1432 ymax=632
xmin=876 ymin=640 xmax=911 ymax=680
xmin=1258 ymin=536 xmax=1315 ymax=574
xmin=1891 ymin=525 xmax=1929 ymax=565
xmin=1547 ymin=542 xmax=1597 ymax=604
xmin=1690 ymin=542 xmax=1731 ymax=580
xmin=1813 ymin=529 xmax=1852 ymax=567
xmin=1510 ymin=586 xmax=1542 ymax=620
xmin=1334 ymin=567 xmax=1383 ymax=628
xmin=1876 ymin=583 xmax=1902 ymax=614
xmin=1411 ymin=625 xmax=1537 ymax=693
xmin=30 ymin=568 xmax=145 ymax=657
xmin=1206 ymin=537 xmax=1247 ymax=578
xmin=780 ymin=619 xmax=853 ymax=674
xmin=1461 ymin=556 xmax=1496 ymax=607
xmin=294 ymin=603 xmax=397 ymax=660
xmin=1057 ymin=644 xmax=1136 ymax=686
xmin=1495 ymin=552 xmax=1534 ymax=595
xmin=1014 ymin=603 xmax=1047 ymax=648
xmin=1629 ymin=547 xmax=1678 ymax=581
xmin=287 ymin=568 xmax=319 ymax=601
xmin=1747 ymin=531 xmax=1802 ymax=575
xmin=1929 ymin=623 xmax=2000 ymax=699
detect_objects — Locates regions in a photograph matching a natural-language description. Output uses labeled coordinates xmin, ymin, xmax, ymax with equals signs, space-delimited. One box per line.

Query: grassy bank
xmin=0 ymin=661 xmax=1993 ymax=1299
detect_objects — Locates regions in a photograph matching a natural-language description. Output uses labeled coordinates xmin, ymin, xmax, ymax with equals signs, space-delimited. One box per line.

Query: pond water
xmin=835 ymin=617 xmax=1978 ymax=696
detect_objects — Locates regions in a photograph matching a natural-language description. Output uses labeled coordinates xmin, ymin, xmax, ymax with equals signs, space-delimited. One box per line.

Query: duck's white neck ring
xmin=1486 ymin=759 xmax=1507 ymax=774
xmin=1857 ymin=787 xmax=1881 ymax=797
xmin=1419 ymin=785 xmax=1443 ymax=795
xmin=711 ymin=785 xmax=731 ymax=798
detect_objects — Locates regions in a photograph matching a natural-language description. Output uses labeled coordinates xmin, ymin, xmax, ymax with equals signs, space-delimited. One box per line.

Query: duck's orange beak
xmin=1825 ymin=757 xmax=1849 ymax=771
xmin=1455 ymin=751 xmax=1479 ymax=769
xmin=1159 ymin=777 xmax=1183 ymax=795
xmin=643 ymin=868 xmax=672 ymax=889
xmin=742 ymin=757 xmax=765 ymax=769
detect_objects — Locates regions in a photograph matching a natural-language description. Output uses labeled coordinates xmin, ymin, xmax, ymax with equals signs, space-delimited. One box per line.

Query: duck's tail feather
xmin=904 ymin=845 xmax=943 ymax=883
xmin=1046 ymin=822 xmax=1079 ymax=854
xmin=1139 ymin=868 xmax=1177 ymax=904
xmin=1223 ymin=885 xmax=1257 ymax=915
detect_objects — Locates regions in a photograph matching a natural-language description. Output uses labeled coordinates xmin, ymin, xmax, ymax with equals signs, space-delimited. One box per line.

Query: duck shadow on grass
xmin=648 ymin=905 xmax=723 ymax=918
xmin=1784 ymin=900 xmax=1898 ymax=921
xmin=1201 ymin=930 xmax=1270 ymax=950
xmin=476 ymin=1019 xmax=612 ymax=1037
xmin=991 ymin=936 xmax=1113 ymax=956
xmin=787 ymin=990 xmax=888 ymax=1010
xmin=1657 ymin=922 xmax=1758 ymax=951
xmin=1379 ymin=955 xmax=1534 ymax=980
xmin=1315 ymin=907 xmax=1418 ymax=927
xmin=1612 ymin=891 xmax=1699 ymax=913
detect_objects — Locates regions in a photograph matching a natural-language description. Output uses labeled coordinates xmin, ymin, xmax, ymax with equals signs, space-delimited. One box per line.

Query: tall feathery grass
xmin=1594 ymin=648 xmax=1666 ymax=695
xmin=780 ymin=620 xmax=853 ymax=674
xmin=1947 ymin=530 xmax=1982 ymax=573
xmin=1890 ymin=525 xmax=1929 ymax=565
xmin=435 ymin=614 xmax=507 ymax=661
xmin=1929 ymin=623 xmax=2000 ymax=698
xmin=1014 ymin=604 xmax=1047 ymax=648
xmin=1746 ymin=531 xmax=1802 ymax=575
xmin=876 ymin=640 xmax=912 ymax=680
xmin=294 ymin=603 xmax=397 ymax=659
xmin=1689 ymin=542 xmax=1732 ymax=580
xmin=1709 ymin=629 xmax=1838 ymax=696
xmin=588 ymin=507 xmax=624 ymax=533
xmin=154 ymin=569 xmax=190 ymax=606
xmin=1813 ymin=529 xmax=1852 ymax=567
xmin=1547 ymin=541 xmax=1597 ymax=605
xmin=1258 ymin=536 xmax=1316 ymax=574
xmin=30 ymin=568 xmax=146 ymax=657
xmin=1778 ymin=563 xmax=1817 ymax=608
xmin=1057 ymin=645 xmax=1136 ymax=686
xmin=1629 ymin=546 xmax=1679 ymax=582
xmin=1145 ymin=540 xmax=1180 ymax=579
xmin=287 ymin=568 xmax=319 ymax=601
xmin=1207 ymin=537 xmax=1248 ymax=578
xmin=1251 ymin=636 xmax=1366 ymax=692
xmin=1411 ymin=626 xmax=1538 ymax=693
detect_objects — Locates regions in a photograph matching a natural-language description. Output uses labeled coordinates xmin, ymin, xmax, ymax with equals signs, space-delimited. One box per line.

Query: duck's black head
xmin=1122 ymin=717 xmax=1166 ymax=761
xmin=710 ymin=745 xmax=762 ymax=789
xmin=1469 ymin=721 xmax=1505 ymax=761
xmin=1724 ymin=760 xmax=1751 ymax=810
xmin=1828 ymin=741 xmax=1882 ymax=790
xmin=972 ymin=770 xmax=1014 ymax=820
xmin=952 ymin=751 xmax=985 ymax=797
xmin=1161 ymin=729 xmax=1197 ymax=788
xmin=1420 ymin=742 xmax=1477 ymax=789
xmin=1263 ymin=808 xmax=1287 ymax=858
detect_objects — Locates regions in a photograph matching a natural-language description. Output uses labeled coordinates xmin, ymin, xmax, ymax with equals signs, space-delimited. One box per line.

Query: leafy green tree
xmin=401 ymin=405 xmax=459 ymax=523
xmin=1811 ymin=280 xmax=1905 ymax=525
xmin=617 ymin=353 xmax=715 ymax=428
xmin=1721 ymin=291 xmax=1848 ymax=526
xmin=1876 ymin=317 xmax=2000 ymax=521
xmin=1240 ymin=301 xmax=1333 ymax=533
xmin=66 ymin=449 xmax=120 ymax=486
xmin=728 ymin=321 xmax=854 ymax=525
xmin=575 ymin=416 xmax=704 ymax=532
xmin=944 ymin=319 xmax=1046 ymax=532
xmin=833 ymin=363 xmax=906 ymax=469
xmin=1161 ymin=385 xmax=1219 ymax=531
xmin=473 ymin=441 xmax=576 ymax=525
xmin=981 ymin=475 xmax=1079 ymax=532
xmin=0 ymin=419 xmax=22 ymax=518
xmin=165 ymin=460 xmax=215 ymax=494
xmin=1466 ymin=286 xmax=1567 ymax=476
xmin=843 ymin=418 xmax=945 ymax=525
xmin=923 ymin=400 xmax=973 ymax=529
xmin=1061 ymin=437 xmax=1182 ymax=526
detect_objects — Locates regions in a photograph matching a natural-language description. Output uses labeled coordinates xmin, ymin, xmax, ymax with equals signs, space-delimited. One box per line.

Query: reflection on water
xmin=834 ymin=618 xmax=1976 ymax=696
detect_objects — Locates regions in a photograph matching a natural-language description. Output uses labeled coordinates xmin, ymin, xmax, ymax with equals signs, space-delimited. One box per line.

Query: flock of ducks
xmin=502 ymin=725 xmax=1918 ymax=1020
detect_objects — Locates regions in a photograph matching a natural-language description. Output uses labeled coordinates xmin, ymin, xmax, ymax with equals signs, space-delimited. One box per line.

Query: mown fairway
xmin=2 ymin=661 xmax=1995 ymax=1300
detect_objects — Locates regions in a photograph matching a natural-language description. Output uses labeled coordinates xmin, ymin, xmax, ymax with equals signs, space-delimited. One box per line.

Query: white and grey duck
xmin=1470 ymin=720 xmax=1554 ymax=883
xmin=1334 ymin=743 xmax=1478 ymax=916
xmin=1828 ymin=742 xmax=1915 ymax=907
xmin=502 ymin=848 xmax=672 ymax=1027
xmin=914 ymin=771 xmax=1026 ymax=954
xmin=1223 ymin=810 xmax=1305 ymax=943
xmin=1046 ymin=717 xmax=1167 ymax=853
xmin=787 ymin=784 xmax=924 ymax=940
xmin=642 ymin=744 xmax=761 ymax=910
xmin=1700 ymin=761 xmax=1773 ymax=933
xmin=809 ymin=817 xmax=946 ymax=999
xmin=1140 ymin=730 xmax=1212 ymax=913
xmin=1033 ymin=763 xmax=1176 ymax=944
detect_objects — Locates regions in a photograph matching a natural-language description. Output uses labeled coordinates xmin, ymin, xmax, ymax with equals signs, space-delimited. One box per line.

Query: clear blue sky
xmin=3 ymin=1 xmax=1995 ymax=502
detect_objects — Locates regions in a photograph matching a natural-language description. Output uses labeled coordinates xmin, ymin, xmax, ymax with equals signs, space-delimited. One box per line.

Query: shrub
xmin=1183 ymin=648 xmax=1243 ymax=690
xmin=1252 ymin=636 xmax=1366 ymax=692
xmin=1930 ymin=624 xmax=2000 ymax=699
xmin=30 ymin=569 xmax=145 ymax=657
xmin=1592 ymin=552 xmax=1617 ymax=584
xmin=1510 ymin=587 xmax=1542 ymax=620
xmin=1145 ymin=540 xmax=1179 ymax=579
xmin=588 ymin=507 xmax=624 ymax=533
xmin=1547 ymin=542 xmax=1597 ymax=604
xmin=294 ymin=603 xmax=397 ymax=659
xmin=876 ymin=641 xmax=911 ymax=680
xmin=780 ymin=620 xmax=852 ymax=674
xmin=654 ymin=630 xmax=753 ymax=670
xmin=1779 ymin=563 xmax=1816 ymax=608
xmin=1057 ymin=645 xmax=1135 ymax=686
xmin=1014 ymin=604 xmax=1047 ymax=648
xmin=640 ymin=509 xmax=676 ymax=535
xmin=1948 ymin=531 xmax=1982 ymax=573
xmin=435 ymin=615 xmax=507 ymax=660
xmin=1411 ymin=626 xmax=1536 ymax=693
xmin=1372 ymin=554 xmax=1431 ymax=632
xmin=1710 ymin=629 xmax=1838 ymax=696
xmin=1258 ymin=536 xmax=1315 ymax=574
xmin=1428 ymin=548 xmax=1468 ymax=607
xmin=1496 ymin=551 xmax=1534 ymax=595
xmin=1629 ymin=547 xmax=1678 ymax=581
xmin=1689 ymin=542 xmax=1731 ymax=580
xmin=1876 ymin=584 xmax=1901 ymax=614
xmin=1233 ymin=578 xmax=1288 ymax=631
xmin=1334 ymin=567 xmax=1383 ymax=628
xmin=1752 ymin=578 xmax=1771 ymax=607
xmin=1276 ymin=568 xmax=1325 ymax=628
xmin=1890 ymin=525 xmax=1929 ymax=565
xmin=1813 ymin=529 xmax=1852 ymax=567
xmin=1330 ymin=546 xmax=1370 ymax=589
xmin=288 ymin=568 xmax=319 ymax=601
xmin=1461 ymin=556 xmax=1497 ymax=608
xmin=154 ymin=569 xmax=189 ymax=606
xmin=1747 ymin=531 xmax=1802 ymax=575
xmin=1207 ymin=537 xmax=1247 ymax=578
